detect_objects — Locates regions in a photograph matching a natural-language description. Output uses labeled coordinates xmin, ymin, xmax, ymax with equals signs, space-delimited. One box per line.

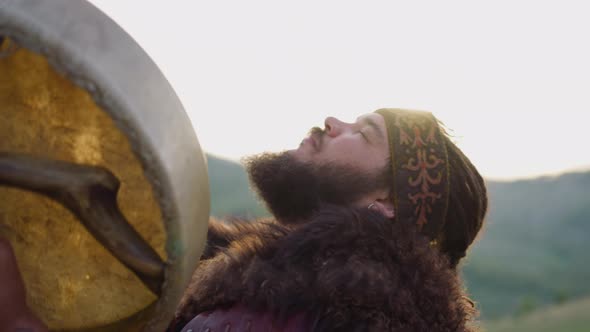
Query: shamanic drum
xmin=0 ymin=1 xmax=209 ymax=330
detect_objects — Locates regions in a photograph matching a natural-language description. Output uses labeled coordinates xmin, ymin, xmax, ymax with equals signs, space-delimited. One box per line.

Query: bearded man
xmin=167 ymin=108 xmax=488 ymax=332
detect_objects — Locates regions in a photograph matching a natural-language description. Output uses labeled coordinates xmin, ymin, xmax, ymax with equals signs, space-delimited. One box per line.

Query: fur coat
xmin=169 ymin=206 xmax=479 ymax=331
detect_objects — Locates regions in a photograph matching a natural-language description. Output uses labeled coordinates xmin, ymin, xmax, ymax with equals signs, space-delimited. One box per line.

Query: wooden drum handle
xmin=0 ymin=152 xmax=165 ymax=296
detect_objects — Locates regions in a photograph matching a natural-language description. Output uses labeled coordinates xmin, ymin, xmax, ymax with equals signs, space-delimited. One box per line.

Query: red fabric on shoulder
xmin=181 ymin=304 xmax=310 ymax=332
xmin=0 ymin=237 xmax=48 ymax=331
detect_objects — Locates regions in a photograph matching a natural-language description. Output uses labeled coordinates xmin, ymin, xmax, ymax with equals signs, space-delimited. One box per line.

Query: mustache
xmin=307 ymin=127 xmax=324 ymax=150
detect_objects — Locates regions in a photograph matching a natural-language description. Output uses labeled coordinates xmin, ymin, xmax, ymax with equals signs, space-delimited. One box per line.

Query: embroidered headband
xmin=374 ymin=108 xmax=450 ymax=244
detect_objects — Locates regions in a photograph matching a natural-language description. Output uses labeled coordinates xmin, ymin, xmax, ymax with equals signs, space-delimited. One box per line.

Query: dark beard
xmin=243 ymin=151 xmax=389 ymax=224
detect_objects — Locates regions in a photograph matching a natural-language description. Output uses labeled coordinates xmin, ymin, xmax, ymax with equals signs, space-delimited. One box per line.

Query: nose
xmin=324 ymin=116 xmax=348 ymax=137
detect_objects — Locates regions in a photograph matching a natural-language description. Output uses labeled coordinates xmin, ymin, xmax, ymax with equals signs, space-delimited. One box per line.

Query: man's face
xmin=244 ymin=113 xmax=391 ymax=223
xmin=289 ymin=112 xmax=390 ymax=173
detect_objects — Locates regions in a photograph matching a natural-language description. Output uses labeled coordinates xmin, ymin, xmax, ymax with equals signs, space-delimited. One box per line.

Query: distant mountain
xmin=207 ymin=154 xmax=268 ymax=219
xmin=205 ymin=154 xmax=590 ymax=320
xmin=484 ymin=295 xmax=590 ymax=332
xmin=463 ymin=171 xmax=590 ymax=319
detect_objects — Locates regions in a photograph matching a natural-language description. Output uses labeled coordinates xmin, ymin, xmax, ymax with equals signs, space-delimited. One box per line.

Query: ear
xmin=369 ymin=198 xmax=395 ymax=219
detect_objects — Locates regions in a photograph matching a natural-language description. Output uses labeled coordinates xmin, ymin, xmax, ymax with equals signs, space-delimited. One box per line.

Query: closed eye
xmin=359 ymin=131 xmax=369 ymax=142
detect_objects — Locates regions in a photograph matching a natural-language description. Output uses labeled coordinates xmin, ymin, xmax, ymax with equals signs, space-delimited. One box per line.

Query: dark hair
xmin=438 ymin=137 xmax=488 ymax=269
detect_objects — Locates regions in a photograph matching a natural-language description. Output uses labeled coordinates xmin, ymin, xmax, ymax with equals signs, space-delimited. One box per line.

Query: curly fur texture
xmin=171 ymin=206 xmax=479 ymax=331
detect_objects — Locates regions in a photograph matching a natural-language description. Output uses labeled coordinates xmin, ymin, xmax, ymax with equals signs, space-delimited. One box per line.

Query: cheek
xmin=342 ymin=146 xmax=389 ymax=172
xmin=321 ymin=145 xmax=373 ymax=168
xmin=321 ymin=141 xmax=359 ymax=159
xmin=318 ymin=137 xmax=387 ymax=169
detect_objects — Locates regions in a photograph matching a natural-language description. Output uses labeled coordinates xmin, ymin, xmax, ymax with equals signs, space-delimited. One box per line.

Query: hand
xmin=0 ymin=238 xmax=48 ymax=332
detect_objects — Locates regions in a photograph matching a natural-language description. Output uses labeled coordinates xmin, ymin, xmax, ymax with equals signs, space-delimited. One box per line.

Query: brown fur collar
xmin=173 ymin=206 xmax=479 ymax=331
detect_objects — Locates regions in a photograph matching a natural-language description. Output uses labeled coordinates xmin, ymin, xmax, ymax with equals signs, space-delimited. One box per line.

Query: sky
xmin=89 ymin=0 xmax=589 ymax=181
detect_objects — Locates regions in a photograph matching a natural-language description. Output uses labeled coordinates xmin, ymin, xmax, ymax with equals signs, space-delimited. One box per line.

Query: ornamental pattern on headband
xmin=395 ymin=115 xmax=445 ymax=230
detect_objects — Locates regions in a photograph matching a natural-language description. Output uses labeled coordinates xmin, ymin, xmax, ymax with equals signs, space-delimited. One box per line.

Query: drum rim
xmin=0 ymin=1 xmax=209 ymax=330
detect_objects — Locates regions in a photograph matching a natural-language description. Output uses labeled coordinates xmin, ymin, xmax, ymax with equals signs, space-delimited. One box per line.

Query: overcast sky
xmin=89 ymin=0 xmax=589 ymax=180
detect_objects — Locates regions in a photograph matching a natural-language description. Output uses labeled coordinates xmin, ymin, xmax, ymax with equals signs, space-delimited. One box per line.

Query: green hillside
xmin=205 ymin=154 xmax=590 ymax=321
xmin=484 ymin=296 xmax=590 ymax=332
xmin=207 ymin=154 xmax=268 ymax=218
xmin=463 ymin=172 xmax=590 ymax=319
